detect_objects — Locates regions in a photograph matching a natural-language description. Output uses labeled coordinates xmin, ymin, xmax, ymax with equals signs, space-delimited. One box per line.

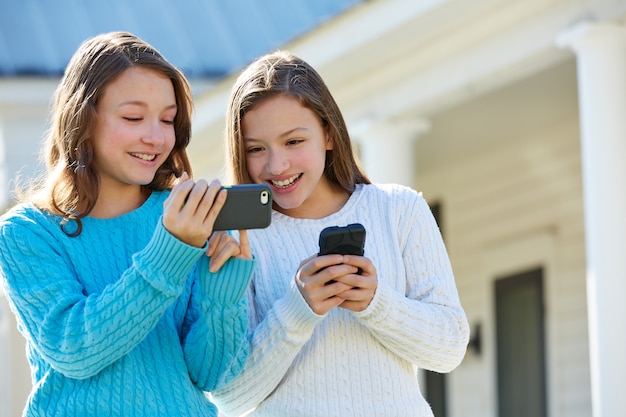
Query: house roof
xmin=0 ymin=0 xmax=363 ymax=79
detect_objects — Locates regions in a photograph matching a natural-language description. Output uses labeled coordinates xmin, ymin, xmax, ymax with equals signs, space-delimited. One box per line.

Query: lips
xmin=270 ymin=173 xmax=301 ymax=188
xmin=129 ymin=152 xmax=157 ymax=162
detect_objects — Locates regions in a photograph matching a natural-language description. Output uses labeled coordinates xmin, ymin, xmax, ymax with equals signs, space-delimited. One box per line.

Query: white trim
xmin=0 ymin=78 xmax=57 ymax=105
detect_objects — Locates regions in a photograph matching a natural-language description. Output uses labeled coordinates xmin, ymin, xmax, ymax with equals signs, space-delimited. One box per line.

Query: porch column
xmin=0 ymin=298 xmax=9 ymax=416
xmin=557 ymin=22 xmax=626 ymax=417
xmin=352 ymin=118 xmax=430 ymax=187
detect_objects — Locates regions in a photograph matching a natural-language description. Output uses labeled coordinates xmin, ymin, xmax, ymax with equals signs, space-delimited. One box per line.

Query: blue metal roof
xmin=0 ymin=0 xmax=363 ymax=78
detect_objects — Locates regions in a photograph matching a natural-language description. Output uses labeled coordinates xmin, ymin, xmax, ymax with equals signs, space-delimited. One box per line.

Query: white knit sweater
xmin=212 ymin=183 xmax=469 ymax=417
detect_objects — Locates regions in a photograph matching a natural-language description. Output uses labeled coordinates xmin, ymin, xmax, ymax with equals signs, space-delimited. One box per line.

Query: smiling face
xmin=243 ymin=95 xmax=345 ymax=219
xmin=92 ymin=66 xmax=177 ymax=200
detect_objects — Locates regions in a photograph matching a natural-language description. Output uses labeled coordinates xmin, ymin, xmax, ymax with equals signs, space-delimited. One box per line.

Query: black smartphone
xmin=318 ymin=223 xmax=366 ymax=256
xmin=213 ymin=184 xmax=272 ymax=231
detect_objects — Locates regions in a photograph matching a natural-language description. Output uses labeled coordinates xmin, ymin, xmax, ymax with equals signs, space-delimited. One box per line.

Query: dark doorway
xmin=495 ymin=268 xmax=547 ymax=417
xmin=425 ymin=370 xmax=447 ymax=417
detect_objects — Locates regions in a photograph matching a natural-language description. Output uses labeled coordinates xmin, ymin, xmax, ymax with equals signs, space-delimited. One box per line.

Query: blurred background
xmin=2 ymin=1 xmax=626 ymax=416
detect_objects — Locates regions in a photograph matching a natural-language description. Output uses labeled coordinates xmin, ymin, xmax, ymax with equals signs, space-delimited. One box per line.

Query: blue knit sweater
xmin=0 ymin=190 xmax=254 ymax=416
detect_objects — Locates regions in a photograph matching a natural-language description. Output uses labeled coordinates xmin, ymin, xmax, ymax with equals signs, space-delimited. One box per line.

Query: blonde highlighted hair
xmin=225 ymin=51 xmax=369 ymax=190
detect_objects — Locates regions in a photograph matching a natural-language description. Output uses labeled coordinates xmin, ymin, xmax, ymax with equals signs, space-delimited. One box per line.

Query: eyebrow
xmin=118 ymin=101 xmax=177 ymax=110
xmin=244 ymin=127 xmax=308 ymax=142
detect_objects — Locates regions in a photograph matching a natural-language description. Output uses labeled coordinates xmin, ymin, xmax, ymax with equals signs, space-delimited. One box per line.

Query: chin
xmin=274 ymin=197 xmax=304 ymax=211
xmin=131 ymin=178 xmax=155 ymax=186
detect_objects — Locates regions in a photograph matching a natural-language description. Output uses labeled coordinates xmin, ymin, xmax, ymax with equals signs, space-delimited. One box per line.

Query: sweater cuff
xmin=272 ymin=278 xmax=324 ymax=333
xmin=352 ymin=279 xmax=392 ymax=323
xmin=133 ymin=219 xmax=204 ymax=296
xmin=199 ymin=255 xmax=255 ymax=304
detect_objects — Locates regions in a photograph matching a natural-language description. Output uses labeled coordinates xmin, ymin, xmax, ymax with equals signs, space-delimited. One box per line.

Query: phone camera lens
xmin=260 ymin=190 xmax=270 ymax=205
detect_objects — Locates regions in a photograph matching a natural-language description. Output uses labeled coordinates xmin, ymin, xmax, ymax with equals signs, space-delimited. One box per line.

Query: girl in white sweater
xmin=211 ymin=51 xmax=470 ymax=417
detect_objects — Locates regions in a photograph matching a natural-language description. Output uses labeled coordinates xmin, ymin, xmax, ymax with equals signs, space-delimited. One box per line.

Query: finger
xmin=206 ymin=231 xmax=226 ymax=257
xmin=170 ymin=171 xmax=192 ymax=199
xmin=163 ymin=181 xmax=196 ymax=234
xmin=313 ymin=296 xmax=345 ymax=315
xmin=164 ymin=174 xmax=193 ymax=211
xmin=339 ymin=299 xmax=371 ymax=312
xmin=191 ymin=179 xmax=220 ymax=219
xmin=334 ymin=269 xmax=377 ymax=292
xmin=203 ymin=184 xmax=227 ymax=227
xmin=297 ymin=263 xmax=352 ymax=298
xmin=169 ymin=171 xmax=189 ymax=191
xmin=183 ymin=179 xmax=210 ymax=215
xmin=342 ymin=255 xmax=376 ymax=276
xmin=338 ymin=283 xmax=377 ymax=311
xmin=307 ymin=254 xmax=344 ymax=275
xmin=177 ymin=171 xmax=190 ymax=183
xmin=209 ymin=239 xmax=241 ymax=272
xmin=237 ymin=230 xmax=252 ymax=259
xmin=296 ymin=276 xmax=345 ymax=315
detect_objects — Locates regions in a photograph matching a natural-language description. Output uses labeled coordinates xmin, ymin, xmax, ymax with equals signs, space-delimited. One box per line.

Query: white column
xmin=0 ymin=297 xmax=11 ymax=417
xmin=0 ymin=120 xmax=9 ymax=210
xmin=352 ymin=118 xmax=430 ymax=187
xmin=557 ymin=22 xmax=626 ymax=417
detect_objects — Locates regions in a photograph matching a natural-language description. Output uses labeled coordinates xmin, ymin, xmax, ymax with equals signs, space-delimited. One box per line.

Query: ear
xmin=325 ymin=129 xmax=334 ymax=151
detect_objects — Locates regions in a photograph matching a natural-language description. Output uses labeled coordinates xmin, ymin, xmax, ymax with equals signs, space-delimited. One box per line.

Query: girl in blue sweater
xmin=0 ymin=32 xmax=254 ymax=416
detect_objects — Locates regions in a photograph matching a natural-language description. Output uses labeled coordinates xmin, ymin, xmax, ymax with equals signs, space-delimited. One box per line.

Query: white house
xmin=1 ymin=0 xmax=625 ymax=416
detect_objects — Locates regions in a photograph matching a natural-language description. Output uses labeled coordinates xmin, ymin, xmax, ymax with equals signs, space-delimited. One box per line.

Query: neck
xmin=90 ymin=186 xmax=150 ymax=218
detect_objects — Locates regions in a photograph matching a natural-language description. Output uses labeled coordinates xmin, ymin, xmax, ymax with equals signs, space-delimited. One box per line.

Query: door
xmin=495 ymin=268 xmax=547 ymax=417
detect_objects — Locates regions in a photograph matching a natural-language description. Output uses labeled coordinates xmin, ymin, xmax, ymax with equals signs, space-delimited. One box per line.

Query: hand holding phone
xmin=317 ymin=222 xmax=366 ymax=283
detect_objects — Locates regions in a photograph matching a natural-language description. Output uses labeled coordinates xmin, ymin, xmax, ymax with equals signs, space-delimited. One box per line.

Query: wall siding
xmin=417 ymin=118 xmax=590 ymax=417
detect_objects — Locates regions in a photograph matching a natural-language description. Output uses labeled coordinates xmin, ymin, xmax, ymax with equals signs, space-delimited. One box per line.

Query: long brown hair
xmin=22 ymin=31 xmax=193 ymax=236
xmin=225 ymin=50 xmax=370 ymax=189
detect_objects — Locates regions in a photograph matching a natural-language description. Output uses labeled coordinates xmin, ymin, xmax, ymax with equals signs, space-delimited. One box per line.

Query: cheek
xmin=94 ymin=122 xmax=135 ymax=156
xmin=246 ymin=156 xmax=264 ymax=179
xmin=164 ymin=128 xmax=177 ymax=152
xmin=307 ymin=147 xmax=328 ymax=173
xmin=92 ymin=126 xmax=119 ymax=160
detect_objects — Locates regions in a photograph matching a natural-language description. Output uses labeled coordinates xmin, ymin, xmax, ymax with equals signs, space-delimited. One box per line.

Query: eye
xmin=286 ymin=139 xmax=304 ymax=146
xmin=247 ymin=146 xmax=264 ymax=154
xmin=123 ymin=117 xmax=142 ymax=122
xmin=162 ymin=110 xmax=177 ymax=125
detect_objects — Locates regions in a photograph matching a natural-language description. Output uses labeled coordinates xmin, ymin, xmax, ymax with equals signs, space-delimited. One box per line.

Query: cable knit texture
xmin=0 ymin=190 xmax=254 ymax=417
xmin=211 ymin=183 xmax=470 ymax=417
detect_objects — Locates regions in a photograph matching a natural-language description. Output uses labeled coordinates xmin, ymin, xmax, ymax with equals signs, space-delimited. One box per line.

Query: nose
xmin=142 ymin=118 xmax=167 ymax=146
xmin=267 ymin=149 xmax=289 ymax=176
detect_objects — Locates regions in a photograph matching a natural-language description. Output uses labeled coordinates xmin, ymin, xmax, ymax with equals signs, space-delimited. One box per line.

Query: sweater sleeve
xmin=0 ymin=211 xmax=204 ymax=379
xmin=182 ymin=254 xmax=255 ymax=392
xmin=211 ymin=278 xmax=324 ymax=416
xmin=352 ymin=191 xmax=470 ymax=373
